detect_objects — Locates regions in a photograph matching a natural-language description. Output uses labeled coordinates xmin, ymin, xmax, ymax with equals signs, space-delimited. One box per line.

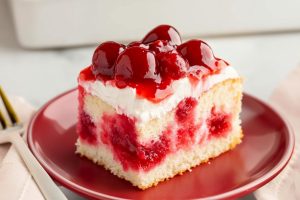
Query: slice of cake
xmin=76 ymin=25 xmax=243 ymax=189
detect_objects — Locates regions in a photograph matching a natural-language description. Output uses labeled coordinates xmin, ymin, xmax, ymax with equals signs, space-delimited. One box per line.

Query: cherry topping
xmin=92 ymin=41 xmax=125 ymax=78
xmin=142 ymin=25 xmax=182 ymax=45
xmin=114 ymin=46 xmax=160 ymax=84
xmin=80 ymin=25 xmax=230 ymax=102
xmin=158 ymin=51 xmax=188 ymax=80
xmin=148 ymin=40 xmax=175 ymax=54
xmin=177 ymin=39 xmax=227 ymax=71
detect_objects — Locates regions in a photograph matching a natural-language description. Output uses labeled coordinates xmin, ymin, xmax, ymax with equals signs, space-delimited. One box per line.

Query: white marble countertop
xmin=1 ymin=0 xmax=300 ymax=199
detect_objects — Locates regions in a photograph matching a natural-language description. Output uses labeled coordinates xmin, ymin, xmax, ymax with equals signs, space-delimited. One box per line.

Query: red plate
xmin=27 ymin=89 xmax=294 ymax=200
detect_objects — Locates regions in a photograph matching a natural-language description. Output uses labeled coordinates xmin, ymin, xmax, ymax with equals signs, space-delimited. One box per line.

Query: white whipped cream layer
xmin=79 ymin=66 xmax=239 ymax=122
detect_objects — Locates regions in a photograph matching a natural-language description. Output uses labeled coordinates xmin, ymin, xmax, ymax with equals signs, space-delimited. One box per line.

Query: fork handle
xmin=8 ymin=132 xmax=67 ymax=200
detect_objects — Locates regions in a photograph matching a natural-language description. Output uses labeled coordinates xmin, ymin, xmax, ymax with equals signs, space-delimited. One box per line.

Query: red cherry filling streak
xmin=175 ymin=98 xmax=200 ymax=148
xmin=207 ymin=107 xmax=232 ymax=138
xmin=77 ymin=86 xmax=97 ymax=144
xmin=100 ymin=114 xmax=171 ymax=171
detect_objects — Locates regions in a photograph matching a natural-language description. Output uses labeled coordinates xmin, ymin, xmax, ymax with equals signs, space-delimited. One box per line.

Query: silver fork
xmin=0 ymin=86 xmax=67 ymax=200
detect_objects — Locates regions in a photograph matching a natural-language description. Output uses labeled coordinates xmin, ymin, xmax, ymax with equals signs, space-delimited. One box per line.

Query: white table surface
xmin=1 ymin=0 xmax=300 ymax=199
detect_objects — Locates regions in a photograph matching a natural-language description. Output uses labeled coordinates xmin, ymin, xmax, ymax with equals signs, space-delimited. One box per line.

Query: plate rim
xmin=27 ymin=88 xmax=295 ymax=200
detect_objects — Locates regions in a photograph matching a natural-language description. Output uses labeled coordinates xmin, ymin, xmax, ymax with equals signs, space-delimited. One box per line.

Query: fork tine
xmin=0 ymin=109 xmax=8 ymax=129
xmin=0 ymin=86 xmax=20 ymax=125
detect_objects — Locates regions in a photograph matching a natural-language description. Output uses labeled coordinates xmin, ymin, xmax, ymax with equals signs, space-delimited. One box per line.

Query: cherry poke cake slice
xmin=76 ymin=25 xmax=243 ymax=189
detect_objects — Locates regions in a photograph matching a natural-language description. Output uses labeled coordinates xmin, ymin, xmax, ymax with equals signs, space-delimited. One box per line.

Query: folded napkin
xmin=0 ymin=97 xmax=45 ymax=200
xmin=254 ymin=66 xmax=300 ymax=200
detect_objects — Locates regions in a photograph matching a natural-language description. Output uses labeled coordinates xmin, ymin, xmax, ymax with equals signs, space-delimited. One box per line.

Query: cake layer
xmin=81 ymin=78 xmax=242 ymax=143
xmin=76 ymin=78 xmax=243 ymax=189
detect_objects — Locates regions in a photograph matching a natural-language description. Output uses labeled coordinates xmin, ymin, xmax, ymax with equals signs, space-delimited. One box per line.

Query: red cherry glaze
xmin=100 ymin=113 xmax=171 ymax=171
xmin=142 ymin=25 xmax=182 ymax=45
xmin=158 ymin=51 xmax=188 ymax=80
xmin=177 ymin=39 xmax=228 ymax=72
xmin=135 ymin=80 xmax=160 ymax=100
xmin=79 ymin=66 xmax=95 ymax=81
xmin=114 ymin=46 xmax=159 ymax=83
xmin=148 ymin=40 xmax=175 ymax=54
xmin=207 ymin=107 xmax=232 ymax=137
xmin=92 ymin=41 xmax=125 ymax=78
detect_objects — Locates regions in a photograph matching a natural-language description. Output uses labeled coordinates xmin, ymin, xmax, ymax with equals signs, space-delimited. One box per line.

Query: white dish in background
xmin=9 ymin=0 xmax=300 ymax=48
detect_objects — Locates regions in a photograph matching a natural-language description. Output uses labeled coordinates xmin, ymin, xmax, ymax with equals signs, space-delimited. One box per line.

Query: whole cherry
xmin=177 ymin=39 xmax=223 ymax=71
xmin=114 ymin=46 xmax=160 ymax=85
xmin=142 ymin=25 xmax=182 ymax=45
xmin=92 ymin=41 xmax=125 ymax=78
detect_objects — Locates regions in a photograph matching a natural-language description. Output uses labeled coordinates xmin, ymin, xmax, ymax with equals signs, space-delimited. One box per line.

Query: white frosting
xmin=79 ymin=66 xmax=239 ymax=122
